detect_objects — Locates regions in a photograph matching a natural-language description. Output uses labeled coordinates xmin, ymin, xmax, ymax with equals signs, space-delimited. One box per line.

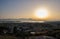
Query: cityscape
xmin=0 ymin=0 xmax=60 ymax=39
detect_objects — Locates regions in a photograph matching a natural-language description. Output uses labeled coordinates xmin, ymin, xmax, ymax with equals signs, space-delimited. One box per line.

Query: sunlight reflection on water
xmin=21 ymin=21 xmax=45 ymax=23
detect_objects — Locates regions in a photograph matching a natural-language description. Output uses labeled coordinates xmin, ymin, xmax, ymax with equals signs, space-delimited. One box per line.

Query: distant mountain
xmin=0 ymin=18 xmax=35 ymax=23
xmin=0 ymin=18 xmax=60 ymax=23
xmin=0 ymin=18 xmax=33 ymax=21
xmin=0 ymin=18 xmax=45 ymax=23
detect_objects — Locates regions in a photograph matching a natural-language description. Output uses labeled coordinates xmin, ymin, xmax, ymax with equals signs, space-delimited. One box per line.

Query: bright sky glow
xmin=0 ymin=0 xmax=60 ymax=21
xmin=35 ymin=8 xmax=48 ymax=19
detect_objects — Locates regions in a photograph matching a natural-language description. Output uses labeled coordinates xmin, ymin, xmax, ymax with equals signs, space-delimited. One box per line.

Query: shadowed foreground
xmin=0 ymin=35 xmax=57 ymax=39
xmin=0 ymin=22 xmax=60 ymax=39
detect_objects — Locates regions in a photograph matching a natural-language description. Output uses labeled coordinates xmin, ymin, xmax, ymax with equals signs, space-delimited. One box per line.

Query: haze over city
xmin=0 ymin=0 xmax=60 ymax=21
xmin=0 ymin=0 xmax=60 ymax=39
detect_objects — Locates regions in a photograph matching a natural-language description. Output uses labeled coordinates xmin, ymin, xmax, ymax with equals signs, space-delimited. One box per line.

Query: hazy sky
xmin=0 ymin=0 xmax=60 ymax=21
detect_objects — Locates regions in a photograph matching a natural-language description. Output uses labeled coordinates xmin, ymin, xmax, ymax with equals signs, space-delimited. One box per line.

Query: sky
xmin=0 ymin=0 xmax=60 ymax=21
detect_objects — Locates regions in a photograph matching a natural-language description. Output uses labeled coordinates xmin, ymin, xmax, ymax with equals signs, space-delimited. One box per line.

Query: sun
xmin=35 ymin=8 xmax=48 ymax=19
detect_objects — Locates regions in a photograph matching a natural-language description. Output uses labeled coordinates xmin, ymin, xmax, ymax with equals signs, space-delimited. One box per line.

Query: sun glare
xmin=35 ymin=8 xmax=48 ymax=19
